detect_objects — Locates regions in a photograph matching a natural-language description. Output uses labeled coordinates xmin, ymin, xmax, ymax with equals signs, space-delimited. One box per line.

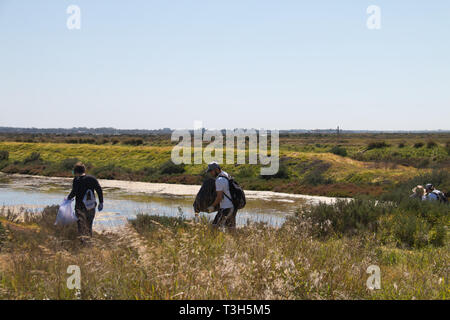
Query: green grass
xmin=0 ymin=141 xmax=430 ymax=197
xmin=0 ymin=142 xmax=174 ymax=170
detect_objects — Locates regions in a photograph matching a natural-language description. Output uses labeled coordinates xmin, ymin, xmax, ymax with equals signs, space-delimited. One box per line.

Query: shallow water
xmin=0 ymin=174 xmax=317 ymax=229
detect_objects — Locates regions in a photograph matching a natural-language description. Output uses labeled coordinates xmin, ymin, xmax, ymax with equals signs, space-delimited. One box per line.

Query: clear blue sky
xmin=0 ymin=1 xmax=449 ymax=130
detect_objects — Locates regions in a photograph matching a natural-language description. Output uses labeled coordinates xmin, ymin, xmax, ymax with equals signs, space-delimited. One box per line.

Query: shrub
xmin=236 ymin=166 xmax=255 ymax=179
xmin=302 ymin=197 xmax=448 ymax=248
xmin=91 ymin=164 xmax=133 ymax=180
xmin=0 ymin=150 xmax=9 ymax=161
xmin=413 ymin=142 xmax=424 ymax=148
xmin=417 ymin=158 xmax=430 ymax=168
xmin=426 ymin=140 xmax=437 ymax=148
xmin=330 ymin=145 xmax=347 ymax=157
xmin=159 ymin=161 xmax=185 ymax=174
xmin=390 ymin=214 xmax=427 ymax=248
xmin=123 ymin=138 xmax=144 ymax=146
xmin=60 ymin=158 xmax=80 ymax=171
xmin=260 ymin=162 xmax=289 ymax=179
xmin=398 ymin=142 xmax=406 ymax=148
xmin=28 ymin=205 xmax=80 ymax=242
xmin=78 ymin=138 xmax=96 ymax=144
xmin=140 ymin=167 xmax=159 ymax=179
xmin=0 ymin=160 xmax=8 ymax=170
xmin=379 ymin=200 xmax=448 ymax=248
xmin=23 ymin=152 xmax=42 ymax=163
xmin=303 ymin=199 xmax=390 ymax=238
xmin=299 ymin=160 xmax=332 ymax=186
xmin=129 ymin=214 xmax=187 ymax=235
xmin=367 ymin=141 xmax=389 ymax=150
xmin=303 ymin=170 xmax=332 ymax=185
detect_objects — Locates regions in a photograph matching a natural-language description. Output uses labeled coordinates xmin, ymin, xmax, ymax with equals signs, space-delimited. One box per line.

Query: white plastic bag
xmin=55 ymin=199 xmax=78 ymax=226
xmin=83 ymin=189 xmax=97 ymax=210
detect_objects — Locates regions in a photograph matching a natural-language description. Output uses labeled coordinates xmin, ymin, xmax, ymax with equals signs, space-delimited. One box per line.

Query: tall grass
xmin=0 ymin=206 xmax=447 ymax=299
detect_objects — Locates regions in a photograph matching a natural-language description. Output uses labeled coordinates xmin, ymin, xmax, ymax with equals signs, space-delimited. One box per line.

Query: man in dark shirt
xmin=67 ymin=162 xmax=104 ymax=239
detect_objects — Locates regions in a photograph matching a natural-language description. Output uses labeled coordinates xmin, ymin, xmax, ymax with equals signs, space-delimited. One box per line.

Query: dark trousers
xmin=212 ymin=207 xmax=237 ymax=229
xmin=75 ymin=207 xmax=96 ymax=237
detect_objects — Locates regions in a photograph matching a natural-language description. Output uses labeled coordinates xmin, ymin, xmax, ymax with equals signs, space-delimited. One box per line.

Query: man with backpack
xmin=206 ymin=161 xmax=245 ymax=230
xmin=422 ymin=183 xmax=448 ymax=203
xmin=67 ymin=162 xmax=104 ymax=240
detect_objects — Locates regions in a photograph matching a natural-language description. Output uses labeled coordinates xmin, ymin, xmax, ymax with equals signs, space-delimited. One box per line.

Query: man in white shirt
xmin=206 ymin=162 xmax=237 ymax=229
xmin=422 ymin=183 xmax=443 ymax=201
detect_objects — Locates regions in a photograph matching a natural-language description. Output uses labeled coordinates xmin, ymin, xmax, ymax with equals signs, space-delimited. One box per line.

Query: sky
xmin=0 ymin=0 xmax=449 ymax=130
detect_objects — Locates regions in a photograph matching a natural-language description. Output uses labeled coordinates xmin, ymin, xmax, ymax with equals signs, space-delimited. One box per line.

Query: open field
xmin=0 ymin=132 xmax=449 ymax=197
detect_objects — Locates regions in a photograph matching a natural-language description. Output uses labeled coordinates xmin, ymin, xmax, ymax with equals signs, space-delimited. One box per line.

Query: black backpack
xmin=220 ymin=175 xmax=246 ymax=209
xmin=432 ymin=190 xmax=448 ymax=204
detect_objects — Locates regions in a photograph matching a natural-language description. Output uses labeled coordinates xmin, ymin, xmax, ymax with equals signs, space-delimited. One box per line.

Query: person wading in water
xmin=67 ymin=162 xmax=104 ymax=242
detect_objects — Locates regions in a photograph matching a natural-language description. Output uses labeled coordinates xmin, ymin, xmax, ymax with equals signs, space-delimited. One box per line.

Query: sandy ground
xmin=2 ymin=173 xmax=341 ymax=204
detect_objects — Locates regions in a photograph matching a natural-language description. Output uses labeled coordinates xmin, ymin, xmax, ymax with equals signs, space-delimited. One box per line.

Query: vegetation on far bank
xmin=0 ymin=132 xmax=448 ymax=197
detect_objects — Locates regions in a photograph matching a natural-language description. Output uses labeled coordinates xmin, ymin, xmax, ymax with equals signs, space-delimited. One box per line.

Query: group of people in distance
xmin=410 ymin=183 xmax=447 ymax=202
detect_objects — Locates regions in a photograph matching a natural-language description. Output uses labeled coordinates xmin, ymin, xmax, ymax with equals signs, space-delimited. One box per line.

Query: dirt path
xmin=113 ymin=225 xmax=152 ymax=265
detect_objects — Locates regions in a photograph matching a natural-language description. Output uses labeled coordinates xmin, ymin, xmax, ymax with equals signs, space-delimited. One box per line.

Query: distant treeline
xmin=0 ymin=126 xmax=448 ymax=136
xmin=0 ymin=133 xmax=174 ymax=146
xmin=0 ymin=126 xmax=173 ymax=135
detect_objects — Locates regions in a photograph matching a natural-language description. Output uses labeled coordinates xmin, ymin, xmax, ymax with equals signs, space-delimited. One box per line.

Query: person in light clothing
xmin=206 ymin=162 xmax=237 ymax=229
xmin=422 ymin=183 xmax=444 ymax=202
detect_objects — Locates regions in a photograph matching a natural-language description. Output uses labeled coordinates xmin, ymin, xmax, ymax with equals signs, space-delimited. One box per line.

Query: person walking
xmin=206 ymin=162 xmax=237 ymax=230
xmin=422 ymin=183 xmax=447 ymax=203
xmin=67 ymin=162 xmax=104 ymax=241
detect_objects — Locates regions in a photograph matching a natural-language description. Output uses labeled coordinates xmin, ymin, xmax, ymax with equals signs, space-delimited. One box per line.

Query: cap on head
xmin=206 ymin=161 xmax=221 ymax=172
xmin=425 ymin=183 xmax=434 ymax=191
